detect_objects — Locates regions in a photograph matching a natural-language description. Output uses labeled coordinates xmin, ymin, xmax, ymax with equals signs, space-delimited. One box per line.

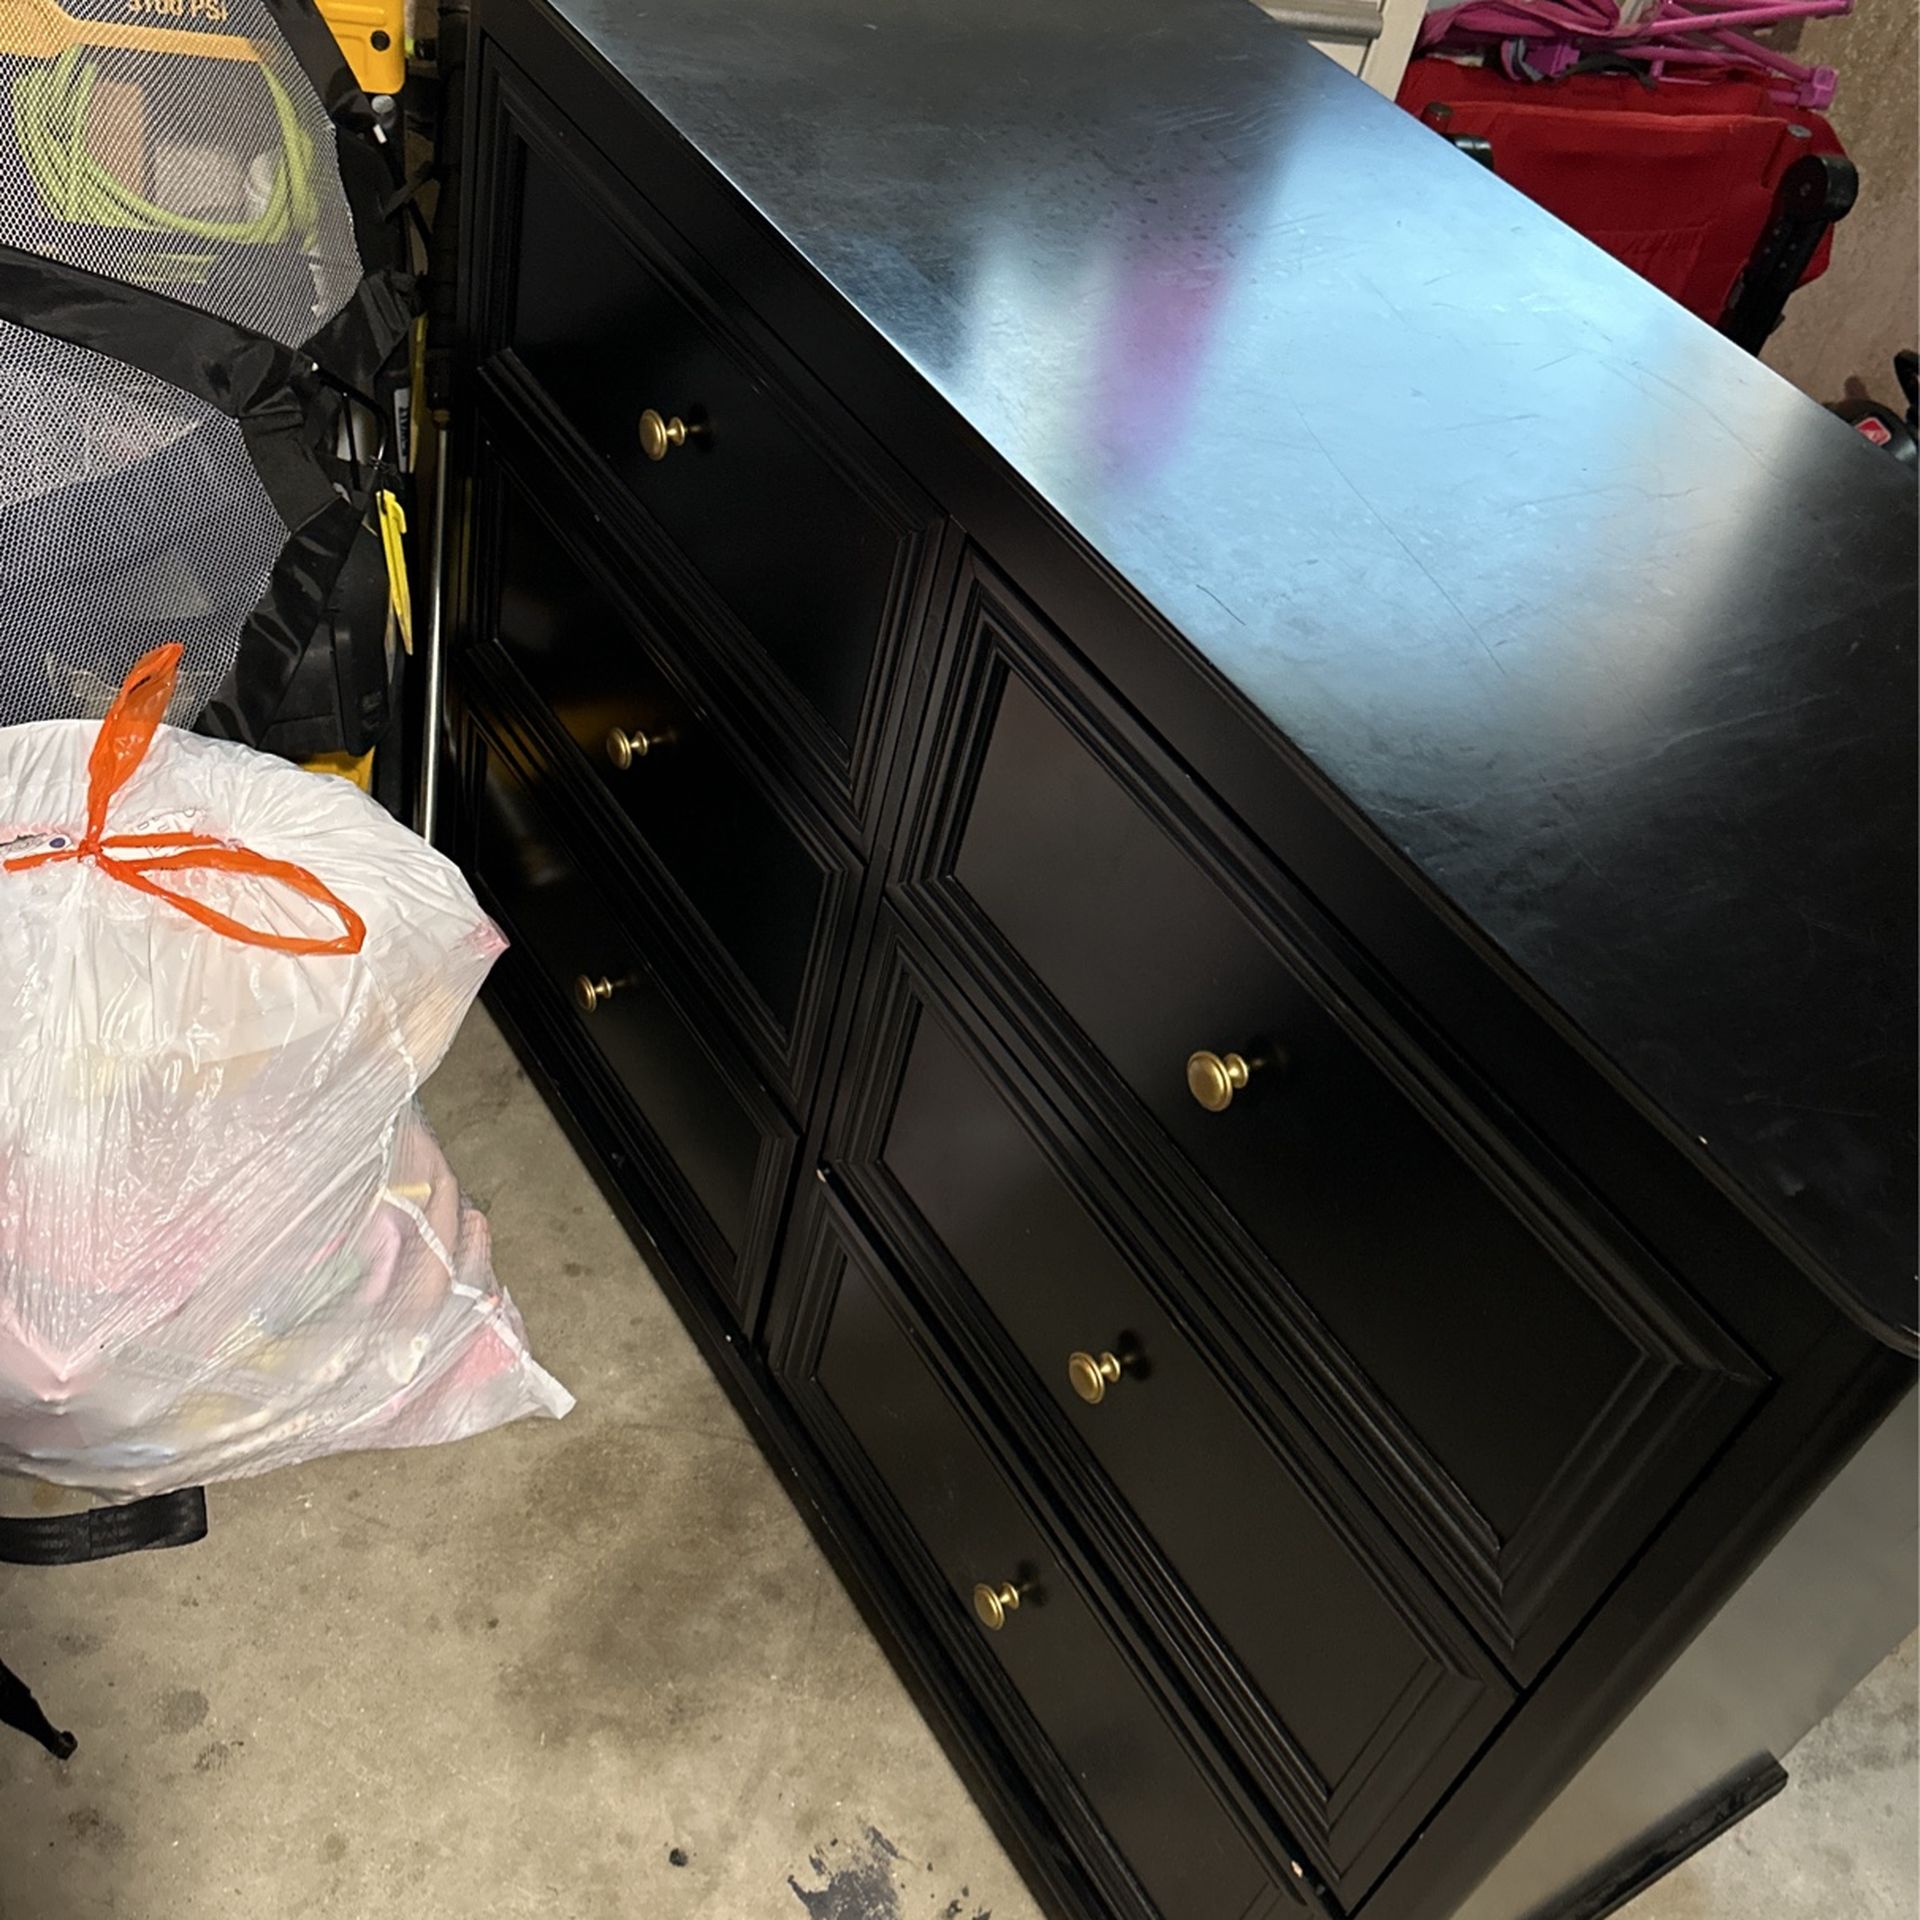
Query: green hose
xmin=12 ymin=43 xmax=318 ymax=248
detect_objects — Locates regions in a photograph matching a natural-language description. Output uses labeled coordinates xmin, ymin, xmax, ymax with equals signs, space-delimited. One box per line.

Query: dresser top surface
xmin=529 ymin=0 xmax=1917 ymax=1338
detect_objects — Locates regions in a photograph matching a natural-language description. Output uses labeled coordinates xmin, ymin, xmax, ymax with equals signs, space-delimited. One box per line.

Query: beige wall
xmin=1763 ymin=1 xmax=1918 ymax=407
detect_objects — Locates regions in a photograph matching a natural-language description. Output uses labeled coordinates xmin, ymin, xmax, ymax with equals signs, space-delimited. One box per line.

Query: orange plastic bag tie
xmin=3 ymin=643 xmax=367 ymax=958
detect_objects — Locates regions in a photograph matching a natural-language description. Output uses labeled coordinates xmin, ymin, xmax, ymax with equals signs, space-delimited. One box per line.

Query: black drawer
xmin=829 ymin=925 xmax=1512 ymax=1900
xmin=474 ymin=56 xmax=934 ymax=813
xmin=897 ymin=559 xmax=1765 ymax=1678
xmin=778 ymin=1197 xmax=1309 ymax=1920
xmin=482 ymin=455 xmax=854 ymax=1092
xmin=466 ymin=716 xmax=795 ymax=1321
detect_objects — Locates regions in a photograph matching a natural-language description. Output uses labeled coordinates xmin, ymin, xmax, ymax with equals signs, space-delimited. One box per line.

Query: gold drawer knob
xmin=1186 ymin=1048 xmax=1252 ymax=1113
xmin=574 ymin=973 xmax=619 ymax=1015
xmin=971 ymin=1580 xmax=1022 ymax=1632
xmin=638 ymin=407 xmax=699 ymax=461
xmin=1067 ymin=1350 xmax=1124 ymax=1405
xmin=604 ymin=725 xmax=667 ymax=770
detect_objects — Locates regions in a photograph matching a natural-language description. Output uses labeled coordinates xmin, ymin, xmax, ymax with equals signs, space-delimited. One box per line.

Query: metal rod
xmin=415 ymin=420 xmax=450 ymax=844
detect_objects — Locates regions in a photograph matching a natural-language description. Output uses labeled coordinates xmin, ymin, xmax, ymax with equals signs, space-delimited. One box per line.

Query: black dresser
xmin=442 ymin=5 xmax=1919 ymax=1917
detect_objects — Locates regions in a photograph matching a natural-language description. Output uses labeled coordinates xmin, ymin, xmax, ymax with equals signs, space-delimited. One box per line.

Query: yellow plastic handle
xmin=376 ymin=490 xmax=414 ymax=655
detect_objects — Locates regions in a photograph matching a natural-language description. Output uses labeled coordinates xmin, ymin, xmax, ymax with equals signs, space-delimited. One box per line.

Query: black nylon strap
xmin=197 ymin=484 xmax=370 ymax=744
xmin=0 ymin=1488 xmax=208 ymax=1568
xmin=0 ymin=1489 xmax=209 ymax=1761
xmin=0 ymin=245 xmax=414 ymax=408
xmin=0 ymin=247 xmax=298 ymax=422
xmin=380 ymin=165 xmax=435 ymax=222
xmin=303 ymin=264 xmax=418 ymax=403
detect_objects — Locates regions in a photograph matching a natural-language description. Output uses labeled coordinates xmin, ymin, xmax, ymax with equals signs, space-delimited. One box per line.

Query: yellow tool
xmin=314 ymin=0 xmax=404 ymax=95
xmin=3 ymin=0 xmax=407 ymax=108
xmin=302 ymin=749 xmax=376 ymax=792
xmin=0 ymin=0 xmax=257 ymax=62
xmin=376 ymin=487 xmax=413 ymax=654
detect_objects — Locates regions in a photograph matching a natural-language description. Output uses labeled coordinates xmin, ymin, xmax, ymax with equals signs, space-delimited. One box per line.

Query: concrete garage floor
xmin=0 ymin=1009 xmax=1911 ymax=1920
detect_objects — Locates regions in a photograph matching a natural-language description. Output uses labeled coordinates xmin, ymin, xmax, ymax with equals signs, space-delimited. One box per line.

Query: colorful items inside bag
xmin=0 ymin=646 xmax=572 ymax=1495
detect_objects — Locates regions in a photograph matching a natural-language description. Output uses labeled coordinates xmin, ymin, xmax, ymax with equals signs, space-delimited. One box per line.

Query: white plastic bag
xmin=0 ymin=645 xmax=572 ymax=1494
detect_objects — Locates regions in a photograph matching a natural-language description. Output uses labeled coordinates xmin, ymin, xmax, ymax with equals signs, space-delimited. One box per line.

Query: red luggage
xmin=1396 ymin=57 xmax=1849 ymax=328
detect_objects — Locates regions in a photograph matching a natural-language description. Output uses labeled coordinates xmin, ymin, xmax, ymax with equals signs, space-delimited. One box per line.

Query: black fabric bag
xmin=0 ymin=0 xmax=412 ymax=741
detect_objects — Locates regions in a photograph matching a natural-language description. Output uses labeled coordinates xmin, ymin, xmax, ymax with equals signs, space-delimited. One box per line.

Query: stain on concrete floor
xmin=787 ymin=1827 xmax=991 ymax=1920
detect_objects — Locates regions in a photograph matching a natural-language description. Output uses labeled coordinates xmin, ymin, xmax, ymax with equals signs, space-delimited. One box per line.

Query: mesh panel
xmin=0 ymin=316 xmax=288 ymax=725
xmin=0 ymin=0 xmax=362 ymax=348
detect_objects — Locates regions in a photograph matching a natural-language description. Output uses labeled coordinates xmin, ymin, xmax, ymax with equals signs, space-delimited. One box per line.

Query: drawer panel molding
xmin=469 ymin=49 xmax=941 ymax=834
xmin=824 ymin=918 xmax=1515 ymax=1898
xmin=774 ymin=1191 xmax=1315 ymax=1920
xmin=462 ymin=694 xmax=798 ymax=1325
xmin=471 ymin=441 xmax=862 ymax=1103
xmin=891 ymin=555 xmax=1767 ymax=1681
